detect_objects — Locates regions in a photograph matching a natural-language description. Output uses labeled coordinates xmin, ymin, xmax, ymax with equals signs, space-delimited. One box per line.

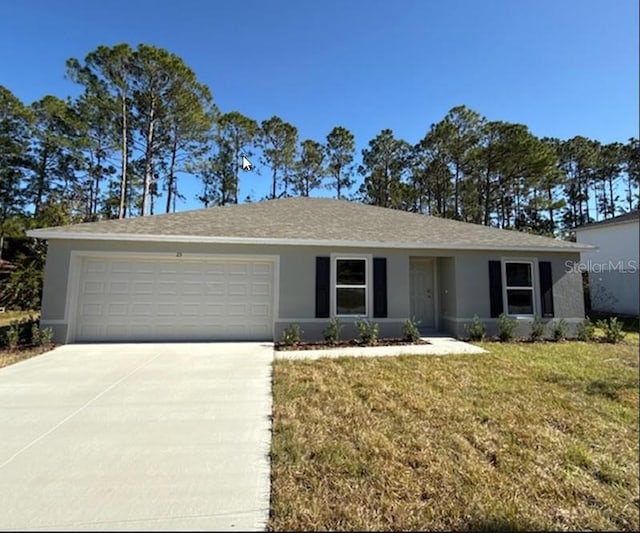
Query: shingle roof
xmin=575 ymin=210 xmax=639 ymax=230
xmin=28 ymin=197 xmax=590 ymax=251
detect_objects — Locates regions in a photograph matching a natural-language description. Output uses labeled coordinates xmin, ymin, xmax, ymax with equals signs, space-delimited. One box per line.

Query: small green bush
xmin=323 ymin=317 xmax=343 ymax=345
xmin=355 ymin=318 xmax=379 ymax=346
xmin=576 ymin=316 xmax=597 ymax=341
xmin=553 ymin=319 xmax=568 ymax=342
xmin=497 ymin=313 xmax=518 ymax=342
xmin=466 ymin=315 xmax=486 ymax=341
xmin=596 ymin=317 xmax=626 ymax=344
xmin=281 ymin=323 xmax=301 ymax=346
xmin=5 ymin=323 xmax=20 ymax=351
xmin=401 ymin=318 xmax=421 ymax=342
xmin=529 ymin=315 xmax=545 ymax=342
xmin=31 ymin=323 xmax=54 ymax=346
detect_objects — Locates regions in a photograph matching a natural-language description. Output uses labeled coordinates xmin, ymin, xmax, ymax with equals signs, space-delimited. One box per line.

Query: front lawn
xmin=270 ymin=336 xmax=639 ymax=531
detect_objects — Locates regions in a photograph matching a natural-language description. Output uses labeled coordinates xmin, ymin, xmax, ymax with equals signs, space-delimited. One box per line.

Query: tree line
xmin=1 ymin=43 xmax=638 ymax=253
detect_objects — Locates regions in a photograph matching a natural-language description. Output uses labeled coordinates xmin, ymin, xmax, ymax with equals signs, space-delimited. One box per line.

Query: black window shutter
xmin=373 ymin=257 xmax=388 ymax=318
xmin=539 ymin=261 xmax=555 ymax=318
xmin=315 ymin=257 xmax=330 ymax=318
xmin=488 ymin=261 xmax=503 ymax=318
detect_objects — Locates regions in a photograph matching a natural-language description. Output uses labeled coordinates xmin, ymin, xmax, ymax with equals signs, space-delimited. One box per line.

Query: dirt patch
xmin=0 ymin=346 xmax=54 ymax=369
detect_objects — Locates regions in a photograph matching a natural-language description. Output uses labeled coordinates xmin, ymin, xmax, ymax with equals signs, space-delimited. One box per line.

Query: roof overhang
xmin=27 ymin=229 xmax=595 ymax=253
xmin=575 ymin=218 xmax=639 ymax=232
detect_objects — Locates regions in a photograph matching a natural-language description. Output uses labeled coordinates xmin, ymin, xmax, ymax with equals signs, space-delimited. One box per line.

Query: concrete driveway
xmin=0 ymin=343 xmax=274 ymax=531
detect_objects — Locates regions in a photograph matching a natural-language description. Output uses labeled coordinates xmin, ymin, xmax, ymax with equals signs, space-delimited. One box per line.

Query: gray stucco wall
xmin=437 ymin=256 xmax=457 ymax=322
xmin=445 ymin=251 xmax=585 ymax=338
xmin=41 ymin=239 xmax=414 ymax=342
xmin=40 ymin=239 xmax=585 ymax=343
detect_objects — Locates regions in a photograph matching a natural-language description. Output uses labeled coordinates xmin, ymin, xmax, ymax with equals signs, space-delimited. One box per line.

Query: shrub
xmin=401 ymin=318 xmax=421 ymax=342
xmin=553 ymin=319 xmax=568 ymax=342
xmin=281 ymin=323 xmax=301 ymax=346
xmin=323 ymin=317 xmax=343 ymax=345
xmin=529 ymin=315 xmax=545 ymax=342
xmin=355 ymin=318 xmax=379 ymax=346
xmin=31 ymin=323 xmax=54 ymax=346
xmin=576 ymin=316 xmax=597 ymax=341
xmin=596 ymin=317 xmax=626 ymax=344
xmin=497 ymin=313 xmax=518 ymax=342
xmin=466 ymin=314 xmax=486 ymax=341
xmin=4 ymin=322 xmax=20 ymax=351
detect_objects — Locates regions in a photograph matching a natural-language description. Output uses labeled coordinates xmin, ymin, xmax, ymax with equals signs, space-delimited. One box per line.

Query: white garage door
xmin=73 ymin=256 xmax=275 ymax=342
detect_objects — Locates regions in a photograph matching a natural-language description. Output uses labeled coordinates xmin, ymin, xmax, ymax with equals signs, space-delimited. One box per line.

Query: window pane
xmin=507 ymin=289 xmax=533 ymax=315
xmin=506 ymin=263 xmax=532 ymax=287
xmin=336 ymin=288 xmax=366 ymax=315
xmin=337 ymin=259 xmax=366 ymax=285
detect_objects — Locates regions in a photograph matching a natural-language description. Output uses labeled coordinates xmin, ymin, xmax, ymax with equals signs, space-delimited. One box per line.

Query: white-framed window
xmin=333 ymin=256 xmax=369 ymax=316
xmin=502 ymin=260 xmax=536 ymax=316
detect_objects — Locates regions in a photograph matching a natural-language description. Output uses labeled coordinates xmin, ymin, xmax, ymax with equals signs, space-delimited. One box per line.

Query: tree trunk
xmin=271 ymin=168 xmax=277 ymax=199
xmin=453 ymin=162 xmax=460 ymax=218
xmin=118 ymin=94 xmax=128 ymax=219
xmin=166 ymin=138 xmax=178 ymax=213
xmin=93 ymin=150 xmax=102 ymax=219
xmin=233 ymin=137 xmax=240 ymax=204
xmin=483 ymin=167 xmax=491 ymax=226
xmin=141 ymin=97 xmax=156 ymax=216
xmin=608 ymin=175 xmax=615 ymax=218
xmin=34 ymin=148 xmax=48 ymax=217
xmin=548 ymin=185 xmax=555 ymax=231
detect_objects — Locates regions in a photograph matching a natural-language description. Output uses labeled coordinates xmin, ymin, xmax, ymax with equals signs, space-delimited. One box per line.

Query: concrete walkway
xmin=275 ymin=336 xmax=486 ymax=360
xmin=0 ymin=343 xmax=273 ymax=532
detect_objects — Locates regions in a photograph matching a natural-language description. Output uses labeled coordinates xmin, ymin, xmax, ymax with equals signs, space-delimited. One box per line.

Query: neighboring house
xmin=28 ymin=198 xmax=590 ymax=344
xmin=575 ymin=210 xmax=640 ymax=316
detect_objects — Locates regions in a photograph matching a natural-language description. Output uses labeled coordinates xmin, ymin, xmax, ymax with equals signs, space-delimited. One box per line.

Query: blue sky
xmin=1 ymin=0 xmax=638 ymax=209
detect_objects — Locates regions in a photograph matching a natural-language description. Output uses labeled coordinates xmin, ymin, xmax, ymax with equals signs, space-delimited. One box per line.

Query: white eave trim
xmin=26 ymin=229 xmax=594 ymax=253
xmin=574 ymin=217 xmax=639 ymax=231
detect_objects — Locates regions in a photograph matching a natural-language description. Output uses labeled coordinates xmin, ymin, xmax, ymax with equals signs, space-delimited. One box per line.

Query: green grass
xmin=270 ymin=335 xmax=639 ymax=531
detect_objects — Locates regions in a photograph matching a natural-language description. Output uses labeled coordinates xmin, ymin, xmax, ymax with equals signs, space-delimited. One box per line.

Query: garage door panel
xmin=83 ymin=281 xmax=105 ymax=295
xmin=181 ymin=304 xmax=200 ymax=316
xmin=252 ymin=263 xmax=272 ymax=275
xmin=110 ymin=281 xmax=130 ymax=294
xmin=74 ymin=257 xmax=274 ymax=342
xmin=110 ymin=261 xmax=132 ymax=273
xmin=107 ymin=303 xmax=128 ymax=316
xmin=131 ymin=303 xmax=153 ymax=316
xmin=182 ymin=281 xmax=203 ymax=295
xmin=251 ymin=304 xmax=270 ymax=317
xmin=204 ymin=304 xmax=225 ymax=316
xmin=204 ymin=264 xmax=225 ymax=275
xmin=228 ymin=282 xmax=249 ymax=296
xmin=133 ymin=281 xmax=153 ymax=295
xmin=81 ymin=303 xmax=103 ymax=316
xmin=228 ymin=263 xmax=249 ymax=275
xmin=251 ymin=282 xmax=271 ymax=296
xmin=206 ymin=282 xmax=226 ymax=295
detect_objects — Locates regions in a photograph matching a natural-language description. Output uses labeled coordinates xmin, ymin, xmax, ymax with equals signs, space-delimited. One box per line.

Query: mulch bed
xmin=275 ymin=338 xmax=430 ymax=351
xmin=0 ymin=345 xmax=54 ymax=369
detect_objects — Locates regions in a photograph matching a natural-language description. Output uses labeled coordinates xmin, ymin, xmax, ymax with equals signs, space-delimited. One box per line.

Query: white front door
xmin=73 ymin=255 xmax=275 ymax=342
xmin=410 ymin=258 xmax=435 ymax=330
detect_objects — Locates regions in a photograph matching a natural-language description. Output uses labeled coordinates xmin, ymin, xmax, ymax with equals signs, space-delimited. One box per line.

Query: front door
xmin=410 ymin=258 xmax=435 ymax=330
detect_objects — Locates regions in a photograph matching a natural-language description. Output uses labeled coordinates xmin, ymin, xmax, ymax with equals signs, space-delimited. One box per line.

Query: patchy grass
xmin=0 ymin=346 xmax=52 ymax=369
xmin=270 ymin=336 xmax=639 ymax=531
xmin=0 ymin=310 xmax=39 ymax=327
